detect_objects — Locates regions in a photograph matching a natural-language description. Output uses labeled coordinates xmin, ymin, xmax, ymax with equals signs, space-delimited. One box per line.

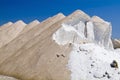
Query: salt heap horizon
xmin=0 ymin=10 xmax=120 ymax=80
xmin=53 ymin=10 xmax=120 ymax=80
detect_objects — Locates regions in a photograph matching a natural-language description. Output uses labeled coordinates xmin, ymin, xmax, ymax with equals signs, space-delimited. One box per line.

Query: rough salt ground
xmin=68 ymin=43 xmax=120 ymax=80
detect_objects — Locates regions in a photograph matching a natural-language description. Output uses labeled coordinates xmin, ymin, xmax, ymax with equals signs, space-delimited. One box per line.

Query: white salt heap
xmin=53 ymin=12 xmax=120 ymax=80
xmin=0 ymin=10 xmax=120 ymax=80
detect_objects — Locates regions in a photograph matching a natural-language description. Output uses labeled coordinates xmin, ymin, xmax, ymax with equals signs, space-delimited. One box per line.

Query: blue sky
xmin=0 ymin=0 xmax=120 ymax=38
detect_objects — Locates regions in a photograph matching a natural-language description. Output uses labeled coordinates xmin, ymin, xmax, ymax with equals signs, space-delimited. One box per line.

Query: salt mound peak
xmin=57 ymin=13 xmax=66 ymax=17
xmin=14 ymin=20 xmax=27 ymax=26
xmin=41 ymin=13 xmax=65 ymax=23
xmin=28 ymin=20 xmax=40 ymax=25
xmin=7 ymin=22 xmax=13 ymax=24
xmin=91 ymin=16 xmax=104 ymax=22
xmin=91 ymin=16 xmax=109 ymax=23
xmin=0 ymin=22 xmax=13 ymax=28
xmin=0 ymin=22 xmax=13 ymax=31
xmin=69 ymin=10 xmax=90 ymax=21
xmin=72 ymin=10 xmax=89 ymax=16
xmin=64 ymin=10 xmax=90 ymax=26
xmin=3 ymin=22 xmax=13 ymax=26
xmin=53 ymin=13 xmax=66 ymax=18
xmin=31 ymin=20 xmax=40 ymax=23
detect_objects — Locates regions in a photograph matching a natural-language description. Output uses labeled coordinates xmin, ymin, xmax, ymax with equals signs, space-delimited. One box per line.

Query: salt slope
xmin=0 ymin=20 xmax=26 ymax=48
xmin=20 ymin=20 xmax=40 ymax=34
xmin=0 ymin=13 xmax=67 ymax=80
xmin=53 ymin=11 xmax=120 ymax=80
xmin=0 ymin=10 xmax=91 ymax=80
xmin=0 ymin=13 xmax=65 ymax=65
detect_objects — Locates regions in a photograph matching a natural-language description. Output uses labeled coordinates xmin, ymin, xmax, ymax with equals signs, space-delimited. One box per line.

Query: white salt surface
xmin=68 ymin=43 xmax=120 ymax=80
xmin=52 ymin=21 xmax=120 ymax=80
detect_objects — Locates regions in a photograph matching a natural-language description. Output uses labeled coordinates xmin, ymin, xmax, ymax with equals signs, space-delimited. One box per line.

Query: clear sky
xmin=0 ymin=0 xmax=120 ymax=38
